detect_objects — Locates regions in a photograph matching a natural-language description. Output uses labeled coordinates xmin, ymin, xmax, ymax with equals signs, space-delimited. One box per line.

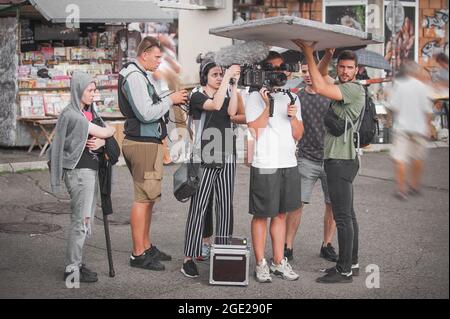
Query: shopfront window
xmin=324 ymin=0 xmax=368 ymax=32
xmin=384 ymin=0 xmax=418 ymax=69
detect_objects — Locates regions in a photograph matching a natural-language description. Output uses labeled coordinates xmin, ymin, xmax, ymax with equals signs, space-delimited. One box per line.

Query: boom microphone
xmin=214 ymin=41 xmax=271 ymax=66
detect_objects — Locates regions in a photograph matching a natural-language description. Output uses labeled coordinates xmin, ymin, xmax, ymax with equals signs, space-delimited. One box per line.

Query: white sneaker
xmin=270 ymin=257 xmax=300 ymax=281
xmin=254 ymin=258 xmax=272 ymax=283
xmin=195 ymin=243 xmax=210 ymax=262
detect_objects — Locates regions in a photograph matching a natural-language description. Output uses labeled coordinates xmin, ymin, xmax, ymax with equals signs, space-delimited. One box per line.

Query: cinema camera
xmin=238 ymin=62 xmax=299 ymax=91
xmin=199 ymin=41 xmax=300 ymax=117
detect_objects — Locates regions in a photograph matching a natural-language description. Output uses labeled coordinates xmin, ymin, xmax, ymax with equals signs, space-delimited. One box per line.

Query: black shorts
xmin=249 ymin=166 xmax=301 ymax=218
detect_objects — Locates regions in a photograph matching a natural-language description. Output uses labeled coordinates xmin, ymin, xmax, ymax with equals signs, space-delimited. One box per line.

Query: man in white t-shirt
xmin=245 ymin=51 xmax=304 ymax=283
xmin=387 ymin=61 xmax=434 ymax=200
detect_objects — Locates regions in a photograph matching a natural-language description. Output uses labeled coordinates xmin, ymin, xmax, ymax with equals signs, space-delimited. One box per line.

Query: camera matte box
xmin=210 ymin=16 xmax=384 ymax=51
xmin=209 ymin=237 xmax=250 ymax=286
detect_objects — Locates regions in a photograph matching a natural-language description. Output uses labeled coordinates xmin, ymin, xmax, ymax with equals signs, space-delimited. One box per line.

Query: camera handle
xmin=286 ymin=90 xmax=297 ymax=118
xmin=286 ymin=90 xmax=297 ymax=106
xmin=269 ymin=95 xmax=275 ymax=118
xmin=269 ymin=88 xmax=297 ymax=118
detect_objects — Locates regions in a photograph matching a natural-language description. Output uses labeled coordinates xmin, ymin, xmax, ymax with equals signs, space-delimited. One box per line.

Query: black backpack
xmin=354 ymin=86 xmax=379 ymax=148
xmin=324 ymin=84 xmax=379 ymax=149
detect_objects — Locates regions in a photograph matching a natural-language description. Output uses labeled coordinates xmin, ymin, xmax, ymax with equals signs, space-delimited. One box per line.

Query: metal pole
xmin=103 ymin=214 xmax=115 ymax=277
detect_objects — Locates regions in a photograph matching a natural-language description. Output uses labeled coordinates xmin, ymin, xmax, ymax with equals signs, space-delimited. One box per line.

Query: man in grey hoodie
xmin=48 ymin=71 xmax=116 ymax=284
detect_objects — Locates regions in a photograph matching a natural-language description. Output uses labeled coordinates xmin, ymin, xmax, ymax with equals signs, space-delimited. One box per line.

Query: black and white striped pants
xmin=183 ymin=157 xmax=236 ymax=258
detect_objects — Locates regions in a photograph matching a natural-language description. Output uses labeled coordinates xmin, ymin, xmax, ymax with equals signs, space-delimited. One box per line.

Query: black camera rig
xmin=265 ymin=88 xmax=298 ymax=118
xmin=239 ymin=62 xmax=299 ymax=91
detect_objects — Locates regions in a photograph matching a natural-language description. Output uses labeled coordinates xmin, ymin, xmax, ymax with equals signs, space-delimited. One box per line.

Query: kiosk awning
xmin=28 ymin=0 xmax=177 ymax=23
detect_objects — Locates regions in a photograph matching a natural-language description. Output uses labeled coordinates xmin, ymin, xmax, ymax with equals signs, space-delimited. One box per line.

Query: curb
xmin=0 ymin=161 xmax=48 ymax=174
xmin=0 ymin=163 xmax=13 ymax=173
xmin=0 ymin=157 xmax=127 ymax=174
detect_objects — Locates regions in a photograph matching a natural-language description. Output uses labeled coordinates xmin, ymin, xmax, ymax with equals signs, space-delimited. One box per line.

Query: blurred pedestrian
xmin=387 ymin=61 xmax=435 ymax=200
xmin=153 ymin=34 xmax=187 ymax=165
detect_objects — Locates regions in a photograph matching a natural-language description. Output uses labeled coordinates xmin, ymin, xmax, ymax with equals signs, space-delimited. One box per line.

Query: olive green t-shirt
xmin=324 ymin=82 xmax=365 ymax=160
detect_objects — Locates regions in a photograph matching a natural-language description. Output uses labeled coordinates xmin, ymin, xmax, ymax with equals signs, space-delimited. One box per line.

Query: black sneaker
xmin=64 ymin=270 xmax=98 ymax=283
xmin=181 ymin=260 xmax=199 ymax=278
xmin=130 ymin=253 xmax=165 ymax=271
xmin=284 ymin=244 xmax=293 ymax=261
xmin=316 ymin=269 xmax=353 ymax=284
xmin=146 ymin=246 xmax=172 ymax=261
xmin=320 ymin=243 xmax=338 ymax=262
xmin=80 ymin=264 xmax=97 ymax=278
xmin=320 ymin=265 xmax=360 ymax=277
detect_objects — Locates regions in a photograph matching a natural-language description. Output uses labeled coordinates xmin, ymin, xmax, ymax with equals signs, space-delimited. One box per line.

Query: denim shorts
xmin=298 ymin=157 xmax=331 ymax=204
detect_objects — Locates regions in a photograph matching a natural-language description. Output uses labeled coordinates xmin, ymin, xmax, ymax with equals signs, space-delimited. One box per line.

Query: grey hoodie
xmin=48 ymin=71 xmax=94 ymax=193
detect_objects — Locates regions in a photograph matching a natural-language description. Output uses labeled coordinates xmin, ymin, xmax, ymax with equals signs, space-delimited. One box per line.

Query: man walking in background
xmin=387 ymin=61 xmax=434 ymax=200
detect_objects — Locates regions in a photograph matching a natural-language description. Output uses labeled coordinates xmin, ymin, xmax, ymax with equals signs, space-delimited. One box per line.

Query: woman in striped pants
xmin=181 ymin=60 xmax=241 ymax=278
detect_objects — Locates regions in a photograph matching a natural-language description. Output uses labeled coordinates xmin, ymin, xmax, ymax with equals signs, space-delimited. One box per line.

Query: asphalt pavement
xmin=0 ymin=148 xmax=448 ymax=299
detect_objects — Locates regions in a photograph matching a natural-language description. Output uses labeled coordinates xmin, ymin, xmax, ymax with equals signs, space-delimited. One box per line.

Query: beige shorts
xmin=391 ymin=131 xmax=428 ymax=163
xmin=122 ymin=139 xmax=164 ymax=203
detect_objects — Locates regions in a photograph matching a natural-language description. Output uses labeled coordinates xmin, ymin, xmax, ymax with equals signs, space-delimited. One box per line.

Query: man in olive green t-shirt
xmin=294 ymin=40 xmax=365 ymax=284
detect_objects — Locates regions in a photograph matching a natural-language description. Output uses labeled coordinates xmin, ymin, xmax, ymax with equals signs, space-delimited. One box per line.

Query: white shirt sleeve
xmin=245 ymin=92 xmax=266 ymax=123
xmin=296 ymin=97 xmax=302 ymax=121
xmin=387 ymin=84 xmax=400 ymax=112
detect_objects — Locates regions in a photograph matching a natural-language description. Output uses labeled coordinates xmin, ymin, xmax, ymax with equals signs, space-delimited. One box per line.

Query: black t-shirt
xmin=190 ymin=91 xmax=236 ymax=167
xmin=75 ymin=148 xmax=100 ymax=170
xmin=296 ymin=89 xmax=330 ymax=162
xmin=76 ymin=112 xmax=100 ymax=170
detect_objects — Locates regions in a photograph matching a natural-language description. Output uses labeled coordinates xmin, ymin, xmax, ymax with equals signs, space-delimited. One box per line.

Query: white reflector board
xmin=210 ymin=16 xmax=384 ymax=51
xmin=155 ymin=0 xmax=207 ymax=10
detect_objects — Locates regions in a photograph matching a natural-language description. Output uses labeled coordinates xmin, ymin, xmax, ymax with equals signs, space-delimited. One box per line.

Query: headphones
xmin=199 ymin=60 xmax=216 ymax=86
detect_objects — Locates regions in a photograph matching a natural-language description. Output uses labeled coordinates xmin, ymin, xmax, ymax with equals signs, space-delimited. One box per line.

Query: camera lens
xmin=267 ymin=72 xmax=287 ymax=87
